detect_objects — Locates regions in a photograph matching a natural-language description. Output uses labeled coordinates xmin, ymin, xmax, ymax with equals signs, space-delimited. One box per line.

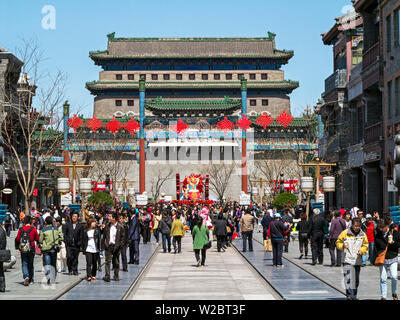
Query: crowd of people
xmin=0 ymin=201 xmax=399 ymax=301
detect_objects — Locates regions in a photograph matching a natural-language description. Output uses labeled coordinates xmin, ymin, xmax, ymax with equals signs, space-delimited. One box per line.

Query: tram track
xmin=250 ymin=236 xmax=347 ymax=298
xmin=53 ymin=244 xmax=160 ymax=300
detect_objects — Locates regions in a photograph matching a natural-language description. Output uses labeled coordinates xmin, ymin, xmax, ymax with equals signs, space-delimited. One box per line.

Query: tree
xmin=0 ymin=39 xmax=67 ymax=211
xmin=200 ymin=162 xmax=237 ymax=201
xmin=273 ymin=193 xmax=298 ymax=210
xmin=149 ymin=166 xmax=174 ymax=202
xmin=87 ymin=191 xmax=114 ymax=208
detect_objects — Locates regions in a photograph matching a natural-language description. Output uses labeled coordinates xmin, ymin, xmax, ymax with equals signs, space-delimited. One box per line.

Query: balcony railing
xmin=324 ymin=69 xmax=347 ymax=96
xmin=364 ymin=121 xmax=382 ymax=145
xmin=362 ymin=41 xmax=380 ymax=70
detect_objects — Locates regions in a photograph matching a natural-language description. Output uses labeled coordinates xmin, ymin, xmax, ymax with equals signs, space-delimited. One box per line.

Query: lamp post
xmin=79 ymin=178 xmax=92 ymax=223
xmin=250 ymin=178 xmax=269 ymax=208
xmin=115 ymin=178 xmax=136 ymax=203
xmin=300 ymin=177 xmax=313 ymax=219
xmin=279 ymin=172 xmax=285 ymax=194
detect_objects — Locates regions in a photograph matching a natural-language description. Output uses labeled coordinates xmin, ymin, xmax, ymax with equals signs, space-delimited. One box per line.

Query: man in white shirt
xmin=102 ymin=213 xmax=125 ymax=282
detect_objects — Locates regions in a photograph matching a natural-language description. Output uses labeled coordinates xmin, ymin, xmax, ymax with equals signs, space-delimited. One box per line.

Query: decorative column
xmin=139 ymin=76 xmax=146 ymax=194
xmin=241 ymin=78 xmax=248 ymax=194
xmin=63 ymin=101 xmax=70 ymax=178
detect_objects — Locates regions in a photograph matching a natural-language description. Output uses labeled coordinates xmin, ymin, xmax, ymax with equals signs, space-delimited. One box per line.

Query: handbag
xmin=51 ymin=229 xmax=60 ymax=253
xmin=203 ymin=240 xmax=212 ymax=250
xmin=0 ymin=249 xmax=11 ymax=262
xmin=374 ymin=245 xmax=388 ymax=266
xmin=264 ymin=239 xmax=272 ymax=252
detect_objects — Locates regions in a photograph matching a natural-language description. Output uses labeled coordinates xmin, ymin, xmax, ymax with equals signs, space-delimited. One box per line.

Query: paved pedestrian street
xmin=127 ymin=233 xmax=279 ymax=300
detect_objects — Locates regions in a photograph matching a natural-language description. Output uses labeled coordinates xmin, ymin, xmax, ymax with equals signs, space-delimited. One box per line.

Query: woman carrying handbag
xmin=192 ymin=217 xmax=210 ymax=267
xmin=374 ymin=218 xmax=400 ymax=300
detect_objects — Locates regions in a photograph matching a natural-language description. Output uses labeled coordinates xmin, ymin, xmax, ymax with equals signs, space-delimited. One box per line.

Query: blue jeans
xmin=380 ymin=262 xmax=398 ymax=299
xmin=368 ymin=242 xmax=375 ymax=264
xmin=362 ymin=253 xmax=367 ymax=265
xmin=21 ymin=251 xmax=35 ymax=282
xmin=162 ymin=233 xmax=171 ymax=252
xmin=43 ymin=252 xmax=58 ymax=283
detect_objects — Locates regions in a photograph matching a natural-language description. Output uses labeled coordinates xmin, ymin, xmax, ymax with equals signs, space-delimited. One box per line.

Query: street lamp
xmin=323 ymin=176 xmax=335 ymax=213
xmin=79 ymin=178 xmax=92 ymax=223
xmin=279 ymin=172 xmax=285 ymax=194
xmin=301 ymin=177 xmax=313 ymax=219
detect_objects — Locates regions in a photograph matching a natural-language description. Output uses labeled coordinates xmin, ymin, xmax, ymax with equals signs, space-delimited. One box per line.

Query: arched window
xmin=114 ymin=111 xmax=124 ymax=118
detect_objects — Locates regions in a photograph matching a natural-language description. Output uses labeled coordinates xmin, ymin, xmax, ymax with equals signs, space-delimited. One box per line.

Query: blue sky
xmin=0 ymin=0 xmax=353 ymax=117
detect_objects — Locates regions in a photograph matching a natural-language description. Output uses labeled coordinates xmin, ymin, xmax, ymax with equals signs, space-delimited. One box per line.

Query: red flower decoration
xmin=86 ymin=116 xmax=103 ymax=133
xmin=276 ymin=110 xmax=294 ymax=128
xmin=171 ymin=119 xmax=189 ymax=134
xmin=124 ymin=117 xmax=141 ymax=135
xmin=236 ymin=115 xmax=252 ymax=131
xmin=105 ymin=117 xmax=122 ymax=135
xmin=217 ymin=117 xmax=234 ymax=133
xmin=256 ymin=112 xmax=274 ymax=129
xmin=67 ymin=115 xmax=83 ymax=132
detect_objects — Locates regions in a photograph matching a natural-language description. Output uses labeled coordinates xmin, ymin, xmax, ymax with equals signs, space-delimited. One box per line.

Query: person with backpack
xmin=39 ymin=216 xmax=64 ymax=285
xmin=267 ymin=213 xmax=290 ymax=267
xmin=15 ymin=215 xmax=39 ymax=286
xmin=159 ymin=213 xmax=172 ymax=253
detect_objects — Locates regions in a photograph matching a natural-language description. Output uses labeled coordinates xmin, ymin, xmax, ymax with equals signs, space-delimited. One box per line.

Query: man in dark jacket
xmin=261 ymin=211 xmax=274 ymax=241
xmin=328 ymin=210 xmax=347 ymax=267
xmin=64 ymin=212 xmax=83 ymax=275
xmin=214 ymin=213 xmax=227 ymax=252
xmin=119 ymin=215 xmax=129 ymax=271
xmin=307 ymin=208 xmax=327 ymax=265
xmin=159 ymin=214 xmax=172 ymax=253
xmin=102 ymin=212 xmax=125 ymax=282
xmin=281 ymin=210 xmax=293 ymax=252
xmin=128 ymin=210 xmax=140 ymax=265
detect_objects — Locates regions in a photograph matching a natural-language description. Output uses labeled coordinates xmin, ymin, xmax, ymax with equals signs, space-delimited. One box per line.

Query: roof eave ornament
xmin=107 ymin=32 xmax=116 ymax=41
xmin=268 ymin=31 xmax=276 ymax=48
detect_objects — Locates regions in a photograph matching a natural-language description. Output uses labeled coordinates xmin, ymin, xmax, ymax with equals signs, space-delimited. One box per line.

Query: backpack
xmin=19 ymin=226 xmax=34 ymax=253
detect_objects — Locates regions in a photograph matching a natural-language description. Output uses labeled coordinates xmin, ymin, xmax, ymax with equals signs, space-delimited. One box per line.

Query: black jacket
xmin=297 ymin=220 xmax=310 ymax=234
xmin=374 ymin=229 xmax=400 ymax=260
xmin=128 ymin=215 xmax=140 ymax=241
xmin=159 ymin=216 xmax=172 ymax=234
xmin=81 ymin=227 xmax=102 ymax=253
xmin=0 ymin=226 xmax=6 ymax=250
xmin=307 ymin=215 xmax=327 ymax=238
xmin=64 ymin=222 xmax=84 ymax=248
xmin=214 ymin=219 xmax=227 ymax=236
xmin=261 ymin=215 xmax=274 ymax=232
xmin=102 ymin=222 xmax=125 ymax=252
xmin=268 ymin=220 xmax=288 ymax=239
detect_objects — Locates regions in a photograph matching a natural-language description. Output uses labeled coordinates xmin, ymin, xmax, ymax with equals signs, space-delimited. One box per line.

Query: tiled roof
xmin=250 ymin=116 xmax=318 ymax=128
xmin=145 ymin=97 xmax=242 ymax=111
xmin=89 ymin=32 xmax=294 ymax=60
xmin=86 ymin=80 xmax=299 ymax=92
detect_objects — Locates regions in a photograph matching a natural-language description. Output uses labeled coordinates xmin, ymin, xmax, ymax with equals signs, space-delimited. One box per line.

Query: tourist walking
xmin=336 ymin=218 xmax=369 ymax=300
xmin=64 ymin=212 xmax=83 ymax=275
xmin=128 ymin=210 xmax=140 ymax=265
xmin=55 ymin=217 xmax=67 ymax=273
xmin=159 ymin=213 xmax=172 ymax=253
xmin=39 ymin=216 xmax=63 ymax=285
xmin=261 ymin=210 xmax=273 ymax=241
xmin=192 ymin=217 xmax=210 ymax=267
xmin=119 ymin=214 xmax=129 ymax=271
xmin=140 ymin=209 xmax=152 ymax=244
xmin=214 ymin=213 xmax=227 ymax=252
xmin=281 ymin=210 xmax=293 ymax=252
xmin=102 ymin=213 xmax=125 ymax=282
xmin=82 ymin=218 xmax=101 ymax=281
xmin=153 ymin=209 xmax=162 ymax=245
xmin=240 ymin=209 xmax=255 ymax=252
xmin=296 ymin=212 xmax=309 ymax=259
xmin=328 ymin=210 xmax=346 ymax=267
xmin=365 ymin=214 xmax=375 ymax=264
xmin=171 ymin=212 xmax=185 ymax=253
xmin=15 ymin=215 xmax=39 ymax=286
xmin=307 ymin=208 xmax=327 ymax=265
xmin=267 ymin=213 xmax=289 ymax=267
xmin=0 ymin=218 xmax=7 ymax=292
xmin=374 ymin=220 xmax=400 ymax=300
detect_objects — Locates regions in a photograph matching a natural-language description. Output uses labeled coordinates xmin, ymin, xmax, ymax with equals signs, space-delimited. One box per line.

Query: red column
xmin=242 ymin=137 xmax=247 ymax=193
xmin=139 ymin=138 xmax=145 ymax=194
xmin=63 ymin=150 xmax=69 ymax=178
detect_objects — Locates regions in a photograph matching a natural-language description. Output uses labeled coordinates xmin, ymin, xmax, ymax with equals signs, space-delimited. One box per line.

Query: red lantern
xmin=256 ymin=112 xmax=273 ymax=129
xmin=276 ymin=110 xmax=294 ymax=128
xmin=124 ymin=117 xmax=141 ymax=135
xmin=217 ymin=117 xmax=234 ymax=133
xmin=86 ymin=116 xmax=103 ymax=133
xmin=67 ymin=115 xmax=84 ymax=133
xmin=172 ymin=119 xmax=189 ymax=134
xmin=236 ymin=115 xmax=252 ymax=131
xmin=105 ymin=117 xmax=122 ymax=135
